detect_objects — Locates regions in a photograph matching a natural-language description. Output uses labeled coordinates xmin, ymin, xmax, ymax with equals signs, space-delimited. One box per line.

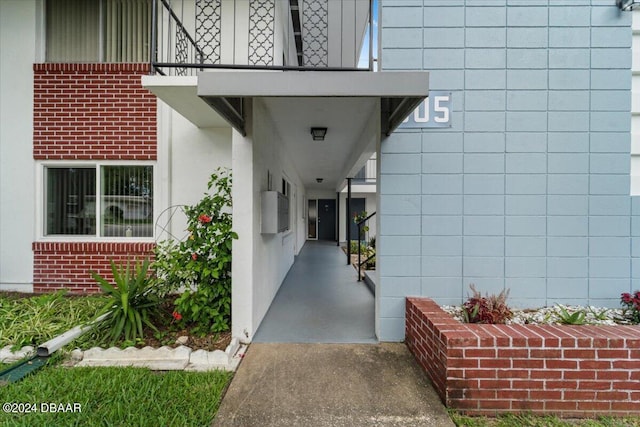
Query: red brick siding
xmin=32 ymin=242 xmax=155 ymax=293
xmin=33 ymin=63 xmax=157 ymax=160
xmin=406 ymin=297 xmax=640 ymax=418
xmin=32 ymin=63 xmax=157 ymax=292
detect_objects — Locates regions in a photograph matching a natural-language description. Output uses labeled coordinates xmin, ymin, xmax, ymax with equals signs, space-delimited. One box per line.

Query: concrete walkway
xmin=253 ymin=240 xmax=375 ymax=343
xmin=212 ymin=343 xmax=454 ymax=427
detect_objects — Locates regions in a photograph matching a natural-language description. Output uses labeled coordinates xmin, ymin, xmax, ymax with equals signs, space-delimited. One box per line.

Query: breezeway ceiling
xmin=261 ymin=97 xmax=378 ymax=191
xmin=142 ymin=71 xmax=428 ymax=192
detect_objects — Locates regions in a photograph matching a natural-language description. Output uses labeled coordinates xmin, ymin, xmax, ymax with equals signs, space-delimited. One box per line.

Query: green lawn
xmin=0 ymin=364 xmax=232 ymax=426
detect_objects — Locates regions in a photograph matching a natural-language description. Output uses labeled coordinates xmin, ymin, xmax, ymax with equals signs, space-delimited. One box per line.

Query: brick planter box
xmin=406 ymin=297 xmax=640 ymax=417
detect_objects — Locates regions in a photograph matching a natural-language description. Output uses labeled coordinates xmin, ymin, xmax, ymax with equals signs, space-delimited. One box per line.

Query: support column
xmin=231 ymin=101 xmax=254 ymax=342
xmin=336 ymin=191 xmax=340 ymax=245
xmin=346 ymin=177 xmax=352 ymax=265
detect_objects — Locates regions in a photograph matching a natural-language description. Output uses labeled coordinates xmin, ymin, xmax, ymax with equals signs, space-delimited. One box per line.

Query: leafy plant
xmin=353 ymin=210 xmax=369 ymax=239
xmin=587 ymin=306 xmax=609 ymax=321
xmin=555 ymin=305 xmax=586 ymax=325
xmin=0 ymin=291 xmax=106 ymax=351
xmin=620 ymin=290 xmax=640 ymax=324
xmin=91 ymin=258 xmax=159 ymax=345
xmin=349 ymin=241 xmax=369 ymax=254
xmin=461 ymin=284 xmax=512 ymax=324
xmin=153 ymin=168 xmax=237 ymax=335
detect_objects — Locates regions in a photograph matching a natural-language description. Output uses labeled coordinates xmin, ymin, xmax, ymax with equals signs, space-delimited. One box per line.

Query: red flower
xmin=198 ymin=214 xmax=212 ymax=224
xmin=191 ymin=253 xmax=198 ymax=260
xmin=621 ymin=292 xmax=632 ymax=304
xmin=172 ymin=311 xmax=182 ymax=321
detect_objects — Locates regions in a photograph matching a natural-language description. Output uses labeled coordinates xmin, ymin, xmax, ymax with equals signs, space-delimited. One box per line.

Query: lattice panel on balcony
xmin=249 ymin=0 xmax=275 ymax=66
xmin=302 ymin=0 xmax=328 ymax=67
xmin=175 ymin=25 xmax=189 ymax=75
xmin=196 ymin=0 xmax=221 ymax=64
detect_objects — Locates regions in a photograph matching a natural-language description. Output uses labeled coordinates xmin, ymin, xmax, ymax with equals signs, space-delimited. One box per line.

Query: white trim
xmin=36 ymin=160 xmax=157 ymax=242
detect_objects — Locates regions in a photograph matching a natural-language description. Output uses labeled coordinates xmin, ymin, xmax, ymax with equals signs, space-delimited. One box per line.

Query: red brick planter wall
xmin=33 ymin=242 xmax=155 ymax=293
xmin=406 ymin=297 xmax=640 ymax=417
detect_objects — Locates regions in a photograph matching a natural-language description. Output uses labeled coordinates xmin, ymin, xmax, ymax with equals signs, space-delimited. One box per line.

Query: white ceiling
xmin=262 ymin=97 xmax=377 ymax=191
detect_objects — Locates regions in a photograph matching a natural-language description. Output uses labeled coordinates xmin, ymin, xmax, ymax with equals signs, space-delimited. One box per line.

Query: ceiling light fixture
xmin=617 ymin=0 xmax=639 ymax=11
xmin=310 ymin=127 xmax=327 ymax=141
xmin=316 ymin=178 xmax=323 ymax=183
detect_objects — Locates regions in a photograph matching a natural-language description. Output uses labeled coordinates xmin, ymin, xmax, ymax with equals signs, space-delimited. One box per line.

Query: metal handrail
xmin=356 ymin=211 xmax=376 ymax=282
xmin=150 ymin=0 xmax=374 ymax=75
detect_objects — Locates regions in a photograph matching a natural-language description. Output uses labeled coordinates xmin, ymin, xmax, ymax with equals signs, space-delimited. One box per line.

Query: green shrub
xmin=153 ymin=168 xmax=237 ymax=335
xmin=91 ymin=258 xmax=159 ymax=345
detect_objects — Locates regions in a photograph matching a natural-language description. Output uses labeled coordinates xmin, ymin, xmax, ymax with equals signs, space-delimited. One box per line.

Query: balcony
xmin=151 ymin=0 xmax=375 ymax=75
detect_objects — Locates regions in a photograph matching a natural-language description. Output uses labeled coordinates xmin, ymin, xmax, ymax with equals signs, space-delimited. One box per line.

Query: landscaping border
xmin=406 ymin=297 xmax=640 ymax=418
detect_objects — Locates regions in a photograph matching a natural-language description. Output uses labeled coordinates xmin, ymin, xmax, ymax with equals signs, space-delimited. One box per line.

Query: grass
xmin=0 ymin=364 xmax=232 ymax=426
xmin=450 ymin=411 xmax=640 ymax=427
xmin=0 ymin=291 xmax=107 ymax=351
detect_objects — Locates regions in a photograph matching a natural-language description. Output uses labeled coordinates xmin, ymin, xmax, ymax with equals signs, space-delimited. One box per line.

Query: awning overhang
xmin=196 ymin=71 xmax=429 ymax=137
xmin=142 ymin=71 xmax=429 ymax=191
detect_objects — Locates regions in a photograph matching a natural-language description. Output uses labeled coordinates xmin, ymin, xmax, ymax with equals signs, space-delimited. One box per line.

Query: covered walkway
xmin=252 ymin=240 xmax=376 ymax=343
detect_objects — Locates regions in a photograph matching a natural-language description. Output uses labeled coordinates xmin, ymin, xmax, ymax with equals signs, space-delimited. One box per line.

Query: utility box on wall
xmin=261 ymin=191 xmax=289 ymax=234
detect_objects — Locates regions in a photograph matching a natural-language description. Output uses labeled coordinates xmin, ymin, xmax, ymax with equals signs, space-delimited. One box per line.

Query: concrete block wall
xmin=378 ymin=1 xmax=635 ymax=340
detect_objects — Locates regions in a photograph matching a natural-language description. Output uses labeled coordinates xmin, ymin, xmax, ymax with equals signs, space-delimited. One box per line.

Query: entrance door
xmin=317 ymin=199 xmax=336 ymax=241
xmin=348 ymin=198 xmax=366 ymax=240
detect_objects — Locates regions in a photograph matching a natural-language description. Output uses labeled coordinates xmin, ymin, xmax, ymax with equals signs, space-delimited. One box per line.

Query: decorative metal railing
xmin=356 ymin=211 xmax=376 ymax=282
xmin=151 ymin=0 xmax=374 ymax=75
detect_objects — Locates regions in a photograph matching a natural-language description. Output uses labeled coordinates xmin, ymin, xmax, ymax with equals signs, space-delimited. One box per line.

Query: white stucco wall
xmin=232 ymin=98 xmax=306 ymax=341
xmin=156 ymin=101 xmax=232 ymax=241
xmin=0 ymin=0 xmax=37 ymax=292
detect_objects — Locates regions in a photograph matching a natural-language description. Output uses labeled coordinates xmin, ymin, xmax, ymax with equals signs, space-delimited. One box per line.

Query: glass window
xmin=46 ymin=0 xmax=151 ymax=63
xmin=45 ymin=165 xmax=153 ymax=238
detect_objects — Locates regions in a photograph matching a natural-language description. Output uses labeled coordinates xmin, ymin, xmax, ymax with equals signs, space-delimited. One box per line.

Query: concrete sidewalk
xmin=212 ymin=343 xmax=455 ymax=427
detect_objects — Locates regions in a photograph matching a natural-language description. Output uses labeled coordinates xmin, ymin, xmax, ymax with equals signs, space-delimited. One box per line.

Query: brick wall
xmin=406 ymin=297 xmax=640 ymax=418
xmin=33 ymin=242 xmax=155 ymax=293
xmin=32 ymin=63 xmax=157 ymax=292
xmin=33 ymin=63 xmax=156 ymax=160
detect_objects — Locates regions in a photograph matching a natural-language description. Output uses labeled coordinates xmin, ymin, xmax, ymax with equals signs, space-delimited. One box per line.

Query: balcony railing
xmin=151 ymin=0 xmax=374 ymax=75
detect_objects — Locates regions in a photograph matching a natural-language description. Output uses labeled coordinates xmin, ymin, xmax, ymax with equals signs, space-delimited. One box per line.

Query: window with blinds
xmin=46 ymin=0 xmax=151 ymax=63
xmin=45 ymin=165 xmax=153 ymax=238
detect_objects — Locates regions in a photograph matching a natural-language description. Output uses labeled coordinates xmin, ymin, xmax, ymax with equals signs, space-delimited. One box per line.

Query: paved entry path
xmin=212 ymin=343 xmax=455 ymax=427
xmin=252 ymin=240 xmax=375 ymax=343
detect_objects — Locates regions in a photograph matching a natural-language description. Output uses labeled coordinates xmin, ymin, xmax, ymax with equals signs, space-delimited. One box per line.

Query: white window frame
xmin=36 ymin=160 xmax=157 ymax=242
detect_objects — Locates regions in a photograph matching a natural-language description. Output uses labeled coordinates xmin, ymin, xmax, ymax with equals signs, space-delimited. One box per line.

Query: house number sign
xmin=400 ymin=91 xmax=452 ymax=129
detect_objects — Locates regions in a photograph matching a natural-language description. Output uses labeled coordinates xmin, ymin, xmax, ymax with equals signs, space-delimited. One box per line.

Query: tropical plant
xmin=555 ymin=305 xmax=587 ymax=325
xmin=620 ymin=290 xmax=640 ymax=324
xmin=153 ymin=168 xmax=237 ymax=335
xmin=353 ymin=210 xmax=369 ymax=240
xmin=91 ymin=258 xmax=159 ymax=345
xmin=461 ymin=284 xmax=512 ymax=324
xmin=0 ymin=291 xmax=106 ymax=350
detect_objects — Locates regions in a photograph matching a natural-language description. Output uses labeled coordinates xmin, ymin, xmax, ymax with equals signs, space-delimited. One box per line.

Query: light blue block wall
xmin=378 ymin=0 xmax=634 ymax=341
